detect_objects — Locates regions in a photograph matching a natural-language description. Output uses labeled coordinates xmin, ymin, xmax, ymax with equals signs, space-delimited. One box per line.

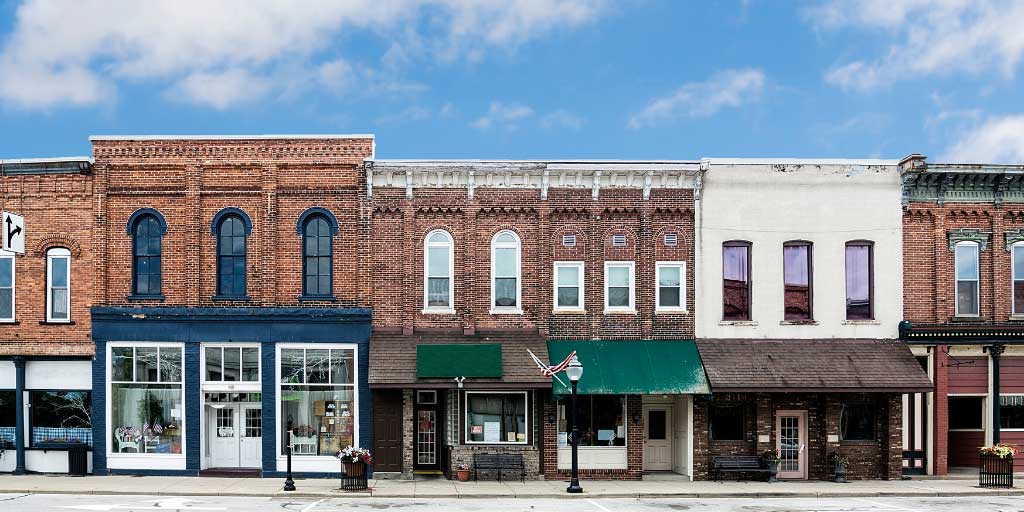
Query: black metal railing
xmin=980 ymin=454 xmax=1014 ymax=488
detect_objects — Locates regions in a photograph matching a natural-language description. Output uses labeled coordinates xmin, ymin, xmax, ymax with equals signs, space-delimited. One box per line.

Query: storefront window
xmin=279 ymin=346 xmax=356 ymax=456
xmin=709 ymin=404 xmax=745 ymax=441
xmin=949 ymin=396 xmax=984 ymax=430
xmin=557 ymin=395 xmax=626 ymax=447
xmin=30 ymin=391 xmax=92 ymax=446
xmin=839 ymin=402 xmax=876 ymax=441
xmin=205 ymin=346 xmax=259 ymax=382
xmin=465 ymin=392 xmax=528 ymax=444
xmin=999 ymin=395 xmax=1024 ymax=429
xmin=0 ymin=390 xmax=15 ymax=448
xmin=109 ymin=345 xmax=184 ymax=455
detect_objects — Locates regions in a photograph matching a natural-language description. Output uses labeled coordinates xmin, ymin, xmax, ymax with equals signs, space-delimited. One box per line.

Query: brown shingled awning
xmin=695 ymin=338 xmax=933 ymax=393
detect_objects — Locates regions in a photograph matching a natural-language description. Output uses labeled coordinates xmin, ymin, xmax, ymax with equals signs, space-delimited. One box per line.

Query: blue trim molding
xmin=296 ymin=207 xmax=340 ymax=235
xmin=209 ymin=207 xmax=253 ymax=235
xmin=125 ymin=208 xmax=168 ymax=235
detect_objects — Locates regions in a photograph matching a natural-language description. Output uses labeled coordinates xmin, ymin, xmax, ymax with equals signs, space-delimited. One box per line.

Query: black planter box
xmin=980 ymin=453 xmax=1014 ymax=488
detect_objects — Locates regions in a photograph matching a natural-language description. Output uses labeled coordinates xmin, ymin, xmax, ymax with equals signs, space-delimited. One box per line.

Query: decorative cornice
xmin=1006 ymin=228 xmax=1024 ymax=251
xmin=948 ymin=228 xmax=990 ymax=251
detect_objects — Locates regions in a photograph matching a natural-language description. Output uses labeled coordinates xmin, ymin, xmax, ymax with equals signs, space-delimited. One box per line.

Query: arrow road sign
xmin=2 ymin=211 xmax=23 ymax=254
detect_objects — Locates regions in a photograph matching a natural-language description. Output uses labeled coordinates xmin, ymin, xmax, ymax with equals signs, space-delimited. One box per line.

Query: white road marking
xmin=300 ymin=498 xmax=326 ymax=512
xmin=586 ymin=498 xmax=614 ymax=512
xmin=62 ymin=497 xmax=226 ymax=511
xmin=851 ymin=497 xmax=921 ymax=512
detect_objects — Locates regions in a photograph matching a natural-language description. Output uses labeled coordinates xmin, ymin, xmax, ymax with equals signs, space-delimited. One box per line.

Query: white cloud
xmin=167 ymin=68 xmax=272 ymax=110
xmin=807 ymin=0 xmax=1024 ymax=92
xmin=375 ymin=105 xmax=435 ymax=125
xmin=472 ymin=102 xmax=535 ymax=130
xmin=941 ymin=115 xmax=1024 ymax=163
xmin=0 ymin=0 xmax=607 ymax=109
xmin=541 ymin=109 xmax=584 ymax=130
xmin=627 ymin=69 xmax=765 ymax=129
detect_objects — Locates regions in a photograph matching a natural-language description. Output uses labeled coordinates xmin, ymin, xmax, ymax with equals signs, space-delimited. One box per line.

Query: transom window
xmin=205 ymin=346 xmax=260 ymax=382
xmin=783 ymin=242 xmax=812 ymax=321
xmin=216 ymin=215 xmax=247 ymax=297
xmin=604 ymin=261 xmax=635 ymax=312
xmin=491 ymin=231 xmax=521 ymax=311
xmin=955 ymin=241 xmax=980 ymax=316
xmin=554 ymin=262 xmax=584 ymax=310
xmin=1014 ymin=243 xmax=1024 ymax=315
xmin=302 ymin=215 xmax=333 ymax=297
xmin=0 ymin=254 xmax=14 ymax=322
xmin=845 ymin=241 xmax=874 ymax=320
xmin=656 ymin=261 xmax=686 ymax=311
xmin=723 ymin=242 xmax=751 ymax=321
xmin=424 ymin=230 xmax=454 ymax=311
xmin=46 ymin=247 xmax=71 ymax=322
xmin=132 ymin=214 xmax=163 ymax=296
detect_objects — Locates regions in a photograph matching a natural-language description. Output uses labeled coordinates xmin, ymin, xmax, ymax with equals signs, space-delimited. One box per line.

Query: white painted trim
xmin=90 ymin=134 xmax=374 ymax=141
xmin=604 ymin=261 xmax=636 ymax=313
xmin=0 ymin=254 xmax=15 ymax=322
xmin=553 ymin=261 xmax=585 ymax=312
xmin=655 ymin=261 xmax=687 ymax=312
xmin=463 ymin=390 xmax=529 ymax=445
xmin=490 ymin=230 xmax=522 ymax=313
xmin=704 ymin=158 xmax=898 ymax=166
xmin=954 ymin=241 xmax=981 ymax=317
xmin=423 ymin=230 xmax=455 ymax=312
xmin=200 ymin=343 xmax=262 ymax=386
xmin=45 ymin=248 xmax=71 ymax=323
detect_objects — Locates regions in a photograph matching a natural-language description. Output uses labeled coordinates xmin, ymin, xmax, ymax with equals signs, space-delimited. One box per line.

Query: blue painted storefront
xmin=91 ymin=306 xmax=371 ymax=477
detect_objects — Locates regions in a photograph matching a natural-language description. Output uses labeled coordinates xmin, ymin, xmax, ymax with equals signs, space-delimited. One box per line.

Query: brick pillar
xmin=186 ymin=165 xmax=202 ymax=306
xmin=934 ymin=346 xmax=949 ymax=475
xmin=401 ymin=207 xmax=414 ymax=335
xmin=542 ymin=400 xmax=558 ymax=477
xmin=886 ymin=394 xmax=904 ymax=480
xmin=402 ymin=389 xmax=414 ymax=477
xmin=626 ymin=395 xmax=643 ymax=479
xmin=639 ymin=207 xmax=653 ymax=338
xmin=824 ymin=395 xmax=841 ymax=462
xmin=756 ymin=395 xmax=773 ymax=454
xmin=692 ymin=400 xmax=708 ymax=480
xmin=463 ymin=208 xmax=477 ymax=335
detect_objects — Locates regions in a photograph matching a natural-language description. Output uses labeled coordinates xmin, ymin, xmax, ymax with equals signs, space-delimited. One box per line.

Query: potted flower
xmin=337 ymin=446 xmax=373 ymax=477
xmin=979 ymin=443 xmax=1017 ymax=488
xmin=830 ymin=452 xmax=849 ymax=483
xmin=455 ymin=462 xmax=471 ymax=482
xmin=761 ymin=449 xmax=781 ymax=482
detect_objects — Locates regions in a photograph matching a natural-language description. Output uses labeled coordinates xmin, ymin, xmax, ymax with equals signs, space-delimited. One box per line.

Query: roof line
xmin=89 ymin=134 xmax=375 ymax=141
xmin=0 ymin=156 xmax=93 ymax=164
xmin=705 ymin=157 xmax=899 ymax=165
xmin=372 ymin=159 xmax=700 ymax=164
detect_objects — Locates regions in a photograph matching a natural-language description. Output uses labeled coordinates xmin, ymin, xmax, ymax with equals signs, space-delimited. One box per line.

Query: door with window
xmin=413 ymin=390 xmax=442 ymax=471
xmin=210 ymin=405 xmax=240 ymax=468
xmin=239 ymin=405 xmax=262 ymax=468
xmin=776 ymin=410 xmax=807 ymax=479
xmin=643 ymin=406 xmax=672 ymax=471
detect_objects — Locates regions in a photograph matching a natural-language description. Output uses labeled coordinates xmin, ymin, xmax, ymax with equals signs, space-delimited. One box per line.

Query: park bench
xmin=712 ymin=455 xmax=768 ymax=481
xmin=472 ymin=452 xmax=525 ymax=483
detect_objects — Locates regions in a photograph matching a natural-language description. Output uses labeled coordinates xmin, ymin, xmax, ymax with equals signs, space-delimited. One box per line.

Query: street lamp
xmin=565 ymin=355 xmax=583 ymax=494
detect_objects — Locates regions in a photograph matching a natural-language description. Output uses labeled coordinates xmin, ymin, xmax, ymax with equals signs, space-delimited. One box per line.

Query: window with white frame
xmin=424 ymin=230 xmax=454 ymax=311
xmin=465 ymin=391 xmax=528 ymax=444
xmin=1014 ymin=243 xmax=1024 ymax=315
xmin=278 ymin=345 xmax=356 ymax=456
xmin=491 ymin=231 xmax=521 ymax=311
xmin=0 ymin=253 xmax=14 ymax=322
xmin=554 ymin=262 xmax=584 ymax=311
xmin=46 ymin=247 xmax=71 ymax=322
xmin=204 ymin=346 xmax=260 ymax=382
xmin=955 ymin=241 xmax=980 ymax=316
xmin=656 ymin=261 xmax=686 ymax=311
xmin=1000 ymin=395 xmax=1024 ymax=429
xmin=604 ymin=261 xmax=635 ymax=312
xmin=109 ymin=344 xmax=184 ymax=455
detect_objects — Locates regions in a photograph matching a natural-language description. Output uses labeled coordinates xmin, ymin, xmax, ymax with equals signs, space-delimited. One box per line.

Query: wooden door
xmin=643 ymin=406 xmax=672 ymax=471
xmin=372 ymin=390 xmax=404 ymax=472
xmin=210 ymin=405 xmax=240 ymax=468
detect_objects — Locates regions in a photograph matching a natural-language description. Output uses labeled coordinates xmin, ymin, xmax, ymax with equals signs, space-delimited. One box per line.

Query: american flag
xmin=527 ymin=349 xmax=576 ymax=382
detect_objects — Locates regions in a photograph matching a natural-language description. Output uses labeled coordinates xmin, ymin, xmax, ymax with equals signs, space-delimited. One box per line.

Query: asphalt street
xmin=3 ymin=493 xmax=1024 ymax=512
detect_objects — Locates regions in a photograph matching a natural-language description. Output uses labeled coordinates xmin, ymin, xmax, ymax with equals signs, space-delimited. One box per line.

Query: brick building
xmin=899 ymin=154 xmax=1024 ymax=474
xmin=0 ymin=157 xmax=96 ymax=474
xmin=87 ymin=136 xmax=374 ymax=476
xmin=693 ymin=159 xmax=932 ymax=480
xmin=363 ymin=160 xmax=709 ymax=480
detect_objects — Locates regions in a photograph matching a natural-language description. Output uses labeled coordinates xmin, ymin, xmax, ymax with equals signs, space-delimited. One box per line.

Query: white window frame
xmin=464 ymin=390 xmax=530 ymax=445
xmin=106 ymin=342 xmax=187 ymax=461
xmin=200 ymin=343 xmax=262 ymax=386
xmin=553 ymin=261 xmax=585 ymax=312
xmin=655 ymin=261 xmax=687 ymax=312
xmin=46 ymin=247 xmax=71 ymax=323
xmin=1013 ymin=242 xmax=1024 ymax=316
xmin=490 ymin=230 xmax=522 ymax=314
xmin=423 ymin=229 xmax=455 ymax=314
xmin=0 ymin=252 xmax=15 ymax=322
xmin=604 ymin=261 xmax=636 ymax=313
xmin=947 ymin=393 xmax=987 ymax=432
xmin=999 ymin=393 xmax=1024 ymax=431
xmin=954 ymin=241 xmax=980 ymax=317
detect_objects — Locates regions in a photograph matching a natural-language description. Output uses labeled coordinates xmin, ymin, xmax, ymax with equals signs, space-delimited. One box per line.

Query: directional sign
xmin=2 ymin=211 xmax=23 ymax=254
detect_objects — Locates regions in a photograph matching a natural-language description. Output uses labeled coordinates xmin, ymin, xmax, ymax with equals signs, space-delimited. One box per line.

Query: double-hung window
xmin=0 ymin=253 xmax=14 ymax=322
xmin=491 ymin=231 xmax=521 ymax=312
xmin=655 ymin=261 xmax=686 ymax=311
xmin=46 ymin=247 xmax=71 ymax=322
xmin=424 ymin=230 xmax=454 ymax=311
xmin=216 ymin=215 xmax=247 ymax=298
xmin=302 ymin=215 xmax=333 ymax=297
xmin=955 ymin=241 xmax=980 ymax=316
xmin=1014 ymin=242 xmax=1024 ymax=315
xmin=604 ymin=261 xmax=635 ymax=313
xmin=783 ymin=242 xmax=812 ymax=321
xmin=845 ymin=241 xmax=874 ymax=320
xmin=132 ymin=214 xmax=163 ymax=296
xmin=554 ymin=262 xmax=584 ymax=311
xmin=722 ymin=242 xmax=751 ymax=321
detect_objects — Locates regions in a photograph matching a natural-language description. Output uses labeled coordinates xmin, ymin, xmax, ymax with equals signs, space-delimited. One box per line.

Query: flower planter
xmin=456 ymin=469 xmax=471 ymax=482
xmin=766 ymin=461 xmax=778 ymax=483
xmin=980 ymin=453 xmax=1014 ymax=488
xmin=344 ymin=461 xmax=366 ymax=477
xmin=832 ymin=462 xmax=848 ymax=483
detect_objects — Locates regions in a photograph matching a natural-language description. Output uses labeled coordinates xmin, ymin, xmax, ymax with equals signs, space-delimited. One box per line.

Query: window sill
xmin=553 ymin=308 xmax=587 ymax=315
xmin=842 ymin=319 xmax=879 ymax=325
xmin=1009 ymin=315 xmax=1024 ymax=322
xmin=127 ymin=294 xmax=165 ymax=301
xmin=780 ymin=320 xmax=818 ymax=325
xmin=950 ymin=315 xmax=987 ymax=323
xmin=298 ymin=295 xmax=336 ymax=303
xmin=719 ymin=320 xmax=757 ymax=326
xmin=0 ymin=320 xmax=18 ymax=325
xmin=489 ymin=308 xmax=523 ymax=315
xmin=655 ymin=308 xmax=689 ymax=315
xmin=604 ymin=309 xmax=637 ymax=315
xmin=422 ymin=308 xmax=456 ymax=315
xmin=40 ymin=320 xmax=74 ymax=325
xmin=839 ymin=439 xmax=878 ymax=445
xmin=211 ymin=295 xmax=251 ymax=302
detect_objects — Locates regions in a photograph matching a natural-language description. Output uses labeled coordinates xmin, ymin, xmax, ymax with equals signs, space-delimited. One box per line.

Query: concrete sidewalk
xmin=0 ymin=474 xmax=1021 ymax=499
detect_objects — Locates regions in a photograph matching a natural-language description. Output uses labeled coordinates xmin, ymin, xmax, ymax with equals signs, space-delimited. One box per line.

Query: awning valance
xmin=417 ymin=344 xmax=502 ymax=378
xmin=547 ymin=340 xmax=710 ymax=395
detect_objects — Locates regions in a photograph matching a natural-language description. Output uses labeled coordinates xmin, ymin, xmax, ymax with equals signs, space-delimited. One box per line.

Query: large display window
xmin=109 ymin=344 xmax=184 ymax=455
xmin=557 ymin=395 xmax=626 ymax=447
xmin=278 ymin=345 xmax=357 ymax=456
xmin=30 ymin=390 xmax=92 ymax=446
xmin=465 ymin=391 xmax=528 ymax=444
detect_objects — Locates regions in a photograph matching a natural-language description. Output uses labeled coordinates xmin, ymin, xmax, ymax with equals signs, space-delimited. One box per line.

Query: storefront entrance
xmin=776 ymin=410 xmax=807 ymax=479
xmin=413 ymin=390 xmax=443 ymax=472
xmin=205 ymin=394 xmax=262 ymax=469
xmin=643 ymin=404 xmax=672 ymax=471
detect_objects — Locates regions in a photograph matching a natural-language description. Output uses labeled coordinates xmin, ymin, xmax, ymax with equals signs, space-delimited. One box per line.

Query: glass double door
xmin=208 ymin=403 xmax=262 ymax=468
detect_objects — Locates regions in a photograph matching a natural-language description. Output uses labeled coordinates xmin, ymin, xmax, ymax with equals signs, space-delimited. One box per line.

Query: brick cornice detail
xmin=947 ymin=228 xmax=990 ymax=252
xmin=32 ymin=234 xmax=82 ymax=257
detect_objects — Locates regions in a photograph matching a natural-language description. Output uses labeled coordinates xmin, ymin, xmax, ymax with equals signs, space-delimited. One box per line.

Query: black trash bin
xmin=67 ymin=444 xmax=88 ymax=476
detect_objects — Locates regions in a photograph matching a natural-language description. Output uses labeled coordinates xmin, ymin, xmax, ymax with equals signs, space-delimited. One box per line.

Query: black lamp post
xmin=283 ymin=430 xmax=296 ymax=491
xmin=565 ymin=355 xmax=584 ymax=494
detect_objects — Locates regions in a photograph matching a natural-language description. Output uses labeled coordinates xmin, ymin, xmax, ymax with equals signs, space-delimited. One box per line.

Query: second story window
xmin=955 ymin=241 xmax=980 ymax=316
xmin=302 ymin=215 xmax=333 ymax=297
xmin=1014 ymin=242 xmax=1024 ymax=315
xmin=554 ymin=261 xmax=584 ymax=311
xmin=723 ymin=242 xmax=751 ymax=321
xmin=46 ymin=247 xmax=71 ymax=323
xmin=783 ymin=242 xmax=812 ymax=321
xmin=845 ymin=241 xmax=874 ymax=320
xmin=656 ymin=261 xmax=686 ymax=311
xmin=0 ymin=254 xmax=14 ymax=322
xmin=491 ymin=230 xmax=521 ymax=312
xmin=604 ymin=261 xmax=635 ymax=312
xmin=132 ymin=214 xmax=163 ymax=296
xmin=217 ymin=215 xmax=247 ymax=297
xmin=424 ymin=230 xmax=454 ymax=311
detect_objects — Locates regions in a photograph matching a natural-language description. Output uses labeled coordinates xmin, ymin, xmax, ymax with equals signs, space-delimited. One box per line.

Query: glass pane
xmin=428 ymin=246 xmax=449 ymax=276
xmin=839 ymin=403 xmax=875 ymax=441
xmin=783 ymin=245 xmax=809 ymax=286
xmin=957 ymin=281 xmax=979 ymax=315
xmin=723 ymin=245 xmax=748 ymax=282
xmin=280 ymin=349 xmax=305 ymax=384
xmin=647 ymin=410 xmax=666 ymax=440
xmin=231 ymin=236 xmax=245 ymax=256
xmin=159 ymin=347 xmax=182 ymax=383
xmin=318 ymin=276 xmax=331 ymax=295
xmin=557 ymin=287 xmax=579 ymax=308
xmin=242 ymin=347 xmax=260 ymax=381
xmin=0 ymin=258 xmax=12 ymax=288
xmin=205 ymin=347 xmax=223 ymax=381
xmin=50 ymin=288 xmax=68 ymax=318
xmin=279 ymin=387 xmax=354 ymax=456
xmin=223 ymin=347 xmax=240 ymax=382
xmin=557 ymin=266 xmax=579 ymax=286
xmin=956 ymin=244 xmax=979 ymax=279
xmin=427 ymin=277 xmax=450 ymax=307
xmin=135 ymin=347 xmax=159 ymax=382
xmin=306 ymin=349 xmax=330 ymax=384
xmin=659 ymin=287 xmax=680 ymax=307
xmin=607 ymin=266 xmax=629 ymax=287
xmin=845 ymin=245 xmax=871 ymax=319
xmin=112 ymin=347 xmax=134 ymax=382
xmin=318 ymin=236 xmax=330 ymax=255
xmin=495 ymin=232 xmax=517 ymax=244
xmin=50 ymin=257 xmax=68 ymax=287
xmin=466 ymin=393 xmax=526 ymax=443
xmin=30 ymin=391 xmax=92 ymax=446
xmin=427 ymin=231 xmax=449 ymax=244
xmin=494 ymin=278 xmax=517 ymax=307
xmin=608 ymin=287 xmax=629 ymax=307
xmin=111 ymin=383 xmax=183 ymax=454
xmin=330 ymin=349 xmax=354 ymax=384
xmin=305 ymin=257 xmax=318 ymax=276
xmin=561 ymin=395 xmax=625 ymax=447
xmin=658 ymin=266 xmax=680 ymax=287
xmin=494 ymin=247 xmax=516 ymax=277
xmin=305 ymin=276 xmax=317 ymax=295
xmin=710 ymin=404 xmax=745 ymax=440
xmin=318 ymin=257 xmax=331 ymax=276
xmin=305 ymin=236 xmax=318 ymax=257
xmin=1015 ymin=281 xmax=1024 ymax=315
xmin=949 ymin=396 xmax=984 ymax=429
xmin=149 ymin=233 xmax=161 ymax=255
xmin=0 ymin=289 xmax=12 ymax=319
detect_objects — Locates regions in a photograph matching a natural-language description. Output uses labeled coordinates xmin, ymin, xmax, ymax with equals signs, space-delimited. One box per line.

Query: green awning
xmin=417 ymin=344 xmax=503 ymax=378
xmin=547 ymin=340 xmax=710 ymax=395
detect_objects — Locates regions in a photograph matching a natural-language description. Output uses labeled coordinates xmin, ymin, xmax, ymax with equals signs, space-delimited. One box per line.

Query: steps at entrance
xmin=199 ymin=468 xmax=261 ymax=478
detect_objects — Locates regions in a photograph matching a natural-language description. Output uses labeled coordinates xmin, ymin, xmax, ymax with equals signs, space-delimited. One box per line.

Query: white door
xmin=776 ymin=410 xmax=808 ymax=479
xmin=239 ymin=405 xmax=262 ymax=468
xmin=643 ymin=406 xmax=672 ymax=471
xmin=210 ymin=405 xmax=240 ymax=468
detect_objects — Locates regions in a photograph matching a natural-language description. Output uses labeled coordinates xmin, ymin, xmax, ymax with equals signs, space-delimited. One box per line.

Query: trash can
xmin=67 ymin=444 xmax=88 ymax=476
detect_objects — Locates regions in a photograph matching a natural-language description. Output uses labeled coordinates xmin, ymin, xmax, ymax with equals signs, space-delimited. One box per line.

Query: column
xmin=991 ymin=344 xmax=1005 ymax=444
xmin=13 ymin=356 xmax=25 ymax=474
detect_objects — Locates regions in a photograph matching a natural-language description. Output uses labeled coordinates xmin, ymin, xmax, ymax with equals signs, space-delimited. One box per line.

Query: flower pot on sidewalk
xmin=456 ymin=469 xmax=470 ymax=482
xmin=343 ymin=461 xmax=366 ymax=477
xmin=337 ymin=446 xmax=372 ymax=491
xmin=830 ymin=453 xmax=849 ymax=483
xmin=979 ymin=444 xmax=1016 ymax=488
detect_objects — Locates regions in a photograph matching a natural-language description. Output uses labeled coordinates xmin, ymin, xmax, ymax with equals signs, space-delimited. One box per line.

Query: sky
xmin=1 ymin=0 xmax=1024 ymax=162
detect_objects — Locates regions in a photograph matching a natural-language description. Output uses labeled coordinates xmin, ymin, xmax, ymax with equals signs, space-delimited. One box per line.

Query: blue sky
xmin=1 ymin=0 xmax=1023 ymax=162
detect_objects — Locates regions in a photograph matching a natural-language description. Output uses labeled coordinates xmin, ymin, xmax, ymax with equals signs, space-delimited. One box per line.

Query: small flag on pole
xmin=527 ymin=349 xmax=575 ymax=388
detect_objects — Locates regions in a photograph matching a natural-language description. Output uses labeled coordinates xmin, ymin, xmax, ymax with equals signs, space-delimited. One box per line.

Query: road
xmin=2 ymin=493 xmax=1023 ymax=512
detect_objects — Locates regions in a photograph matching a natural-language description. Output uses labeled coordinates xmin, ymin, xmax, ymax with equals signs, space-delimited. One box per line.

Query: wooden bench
xmin=472 ymin=452 xmax=525 ymax=483
xmin=712 ymin=455 xmax=768 ymax=481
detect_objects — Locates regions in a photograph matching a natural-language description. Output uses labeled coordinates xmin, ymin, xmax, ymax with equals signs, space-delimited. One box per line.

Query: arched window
xmin=491 ymin=230 xmax=521 ymax=311
xmin=954 ymin=240 xmax=980 ymax=316
xmin=424 ymin=230 xmax=454 ymax=311
xmin=302 ymin=214 xmax=333 ymax=297
xmin=132 ymin=214 xmax=163 ymax=296
xmin=46 ymin=247 xmax=71 ymax=322
xmin=217 ymin=215 xmax=247 ymax=297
